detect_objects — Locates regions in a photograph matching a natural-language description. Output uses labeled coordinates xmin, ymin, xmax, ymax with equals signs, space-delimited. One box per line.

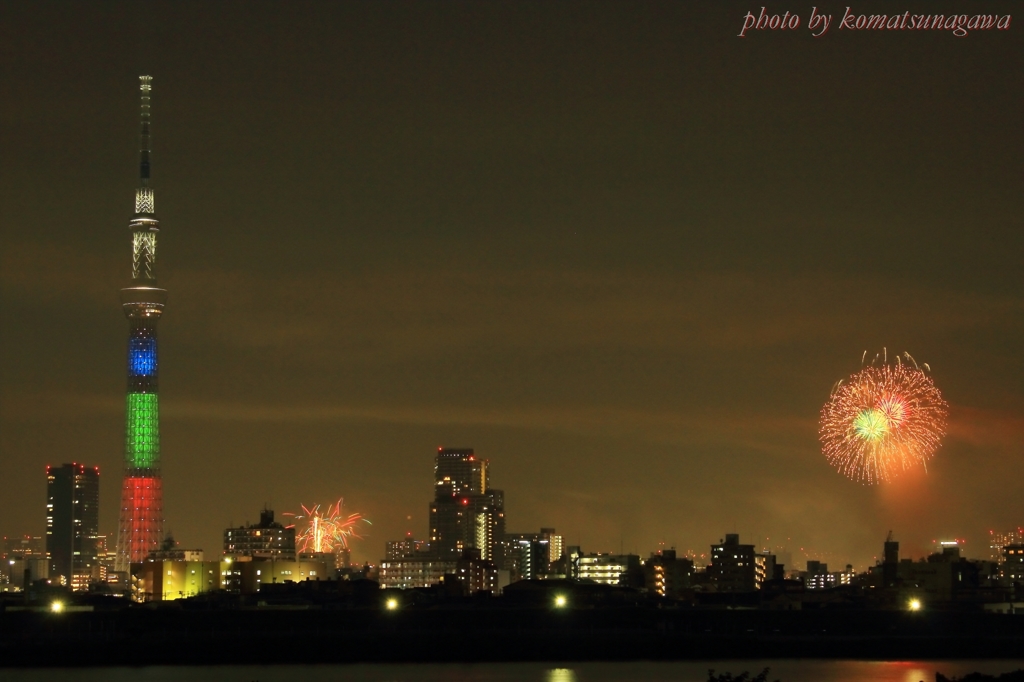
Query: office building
xmin=428 ymin=448 xmax=505 ymax=563
xmin=45 ymin=463 xmax=100 ymax=590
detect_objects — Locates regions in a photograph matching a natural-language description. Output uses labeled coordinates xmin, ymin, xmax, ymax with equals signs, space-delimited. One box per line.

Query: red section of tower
xmin=117 ymin=477 xmax=163 ymax=563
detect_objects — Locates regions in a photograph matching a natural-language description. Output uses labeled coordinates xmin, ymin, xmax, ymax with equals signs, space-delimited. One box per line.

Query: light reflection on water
xmin=2 ymin=660 xmax=1022 ymax=682
xmin=547 ymin=668 xmax=578 ymax=682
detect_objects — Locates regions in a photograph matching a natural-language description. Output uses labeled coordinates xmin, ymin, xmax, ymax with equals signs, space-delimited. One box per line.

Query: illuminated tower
xmin=114 ymin=76 xmax=166 ymax=571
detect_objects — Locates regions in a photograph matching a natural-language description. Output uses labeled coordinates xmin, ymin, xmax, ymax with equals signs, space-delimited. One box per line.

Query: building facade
xmin=386 ymin=535 xmax=431 ymax=561
xmin=115 ymin=76 xmax=167 ymax=571
xmin=236 ymin=557 xmax=328 ymax=594
xmin=428 ymin=448 xmax=505 ymax=563
xmin=134 ymin=560 xmax=223 ymax=601
xmin=1003 ymin=544 xmax=1024 ymax=582
xmin=45 ymin=463 xmax=100 ymax=590
xmin=2 ymin=536 xmax=48 ymax=591
xmin=504 ymin=528 xmax=563 ymax=581
xmin=378 ymin=557 xmax=458 ymax=589
xmin=990 ymin=529 xmax=1024 ymax=563
xmin=707 ymin=533 xmax=757 ymax=592
xmin=224 ymin=509 xmax=297 ymax=560
xmin=644 ymin=549 xmax=695 ymax=598
xmin=570 ymin=552 xmax=641 ymax=586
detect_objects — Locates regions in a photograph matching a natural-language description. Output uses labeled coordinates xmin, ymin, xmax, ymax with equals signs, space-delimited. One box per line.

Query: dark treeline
xmin=3 ymin=606 xmax=1024 ymax=667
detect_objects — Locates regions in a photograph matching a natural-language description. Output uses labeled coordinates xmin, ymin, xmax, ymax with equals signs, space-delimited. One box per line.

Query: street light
xmin=554 ymin=594 xmax=568 ymax=608
xmin=908 ymin=598 xmax=922 ymax=611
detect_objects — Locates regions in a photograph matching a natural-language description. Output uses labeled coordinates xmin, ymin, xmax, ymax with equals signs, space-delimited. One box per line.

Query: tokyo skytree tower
xmin=114 ymin=76 xmax=167 ymax=571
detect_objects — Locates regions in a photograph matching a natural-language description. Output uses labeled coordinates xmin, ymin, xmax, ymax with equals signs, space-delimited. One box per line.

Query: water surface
xmin=5 ymin=660 xmax=1024 ymax=682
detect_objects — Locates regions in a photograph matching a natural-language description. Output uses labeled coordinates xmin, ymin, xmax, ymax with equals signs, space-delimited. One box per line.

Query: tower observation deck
xmin=114 ymin=76 xmax=167 ymax=572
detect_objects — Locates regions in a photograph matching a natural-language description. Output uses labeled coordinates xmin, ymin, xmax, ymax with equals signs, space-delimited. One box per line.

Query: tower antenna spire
xmin=135 ymin=76 xmax=155 ymax=215
xmin=138 ymin=75 xmax=152 ymax=186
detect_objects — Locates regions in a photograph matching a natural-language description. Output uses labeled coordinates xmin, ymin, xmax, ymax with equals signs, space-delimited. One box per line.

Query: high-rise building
xmin=428 ymin=448 xmax=505 ymax=563
xmin=989 ymin=528 xmax=1024 ymax=563
xmin=45 ymin=463 xmax=100 ymax=589
xmin=503 ymin=528 xmax=563 ymax=580
xmin=434 ymin=448 xmax=488 ymax=497
xmin=115 ymin=76 xmax=167 ymax=572
xmin=1003 ymin=544 xmax=1024 ymax=582
xmin=753 ymin=551 xmax=776 ymax=588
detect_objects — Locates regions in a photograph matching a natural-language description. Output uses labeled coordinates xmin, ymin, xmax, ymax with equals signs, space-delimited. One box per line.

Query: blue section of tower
xmin=127 ymin=326 xmax=158 ymax=393
xmin=129 ymin=334 xmax=157 ymax=377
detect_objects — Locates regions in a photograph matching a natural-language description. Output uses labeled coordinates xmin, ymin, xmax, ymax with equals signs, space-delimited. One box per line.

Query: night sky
xmin=1 ymin=1 xmax=1021 ymax=570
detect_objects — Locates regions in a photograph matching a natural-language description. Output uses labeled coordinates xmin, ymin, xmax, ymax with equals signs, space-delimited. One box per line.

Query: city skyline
xmin=1 ymin=2 xmax=1021 ymax=570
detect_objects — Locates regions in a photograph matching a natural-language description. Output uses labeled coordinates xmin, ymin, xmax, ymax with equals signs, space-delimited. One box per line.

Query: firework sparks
xmin=284 ymin=499 xmax=370 ymax=554
xmin=820 ymin=352 xmax=948 ymax=484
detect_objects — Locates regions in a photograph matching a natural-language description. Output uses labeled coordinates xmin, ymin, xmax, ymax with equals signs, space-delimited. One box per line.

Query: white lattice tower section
xmin=135 ymin=188 xmax=154 ymax=214
xmin=132 ymin=232 xmax=157 ymax=280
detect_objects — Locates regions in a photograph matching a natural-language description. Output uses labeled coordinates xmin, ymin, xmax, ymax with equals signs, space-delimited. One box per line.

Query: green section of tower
xmin=125 ymin=392 xmax=160 ymax=469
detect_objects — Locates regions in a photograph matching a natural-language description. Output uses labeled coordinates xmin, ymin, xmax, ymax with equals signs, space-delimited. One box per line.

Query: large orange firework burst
xmin=820 ymin=351 xmax=948 ymax=484
xmin=284 ymin=499 xmax=370 ymax=554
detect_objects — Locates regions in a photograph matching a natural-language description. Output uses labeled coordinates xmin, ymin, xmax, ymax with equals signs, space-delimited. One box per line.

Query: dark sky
xmin=1 ymin=1 xmax=1021 ymax=569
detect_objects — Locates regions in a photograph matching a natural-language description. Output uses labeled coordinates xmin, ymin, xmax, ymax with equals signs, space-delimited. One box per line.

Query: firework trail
xmin=820 ymin=352 xmax=948 ymax=484
xmin=284 ymin=499 xmax=370 ymax=554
